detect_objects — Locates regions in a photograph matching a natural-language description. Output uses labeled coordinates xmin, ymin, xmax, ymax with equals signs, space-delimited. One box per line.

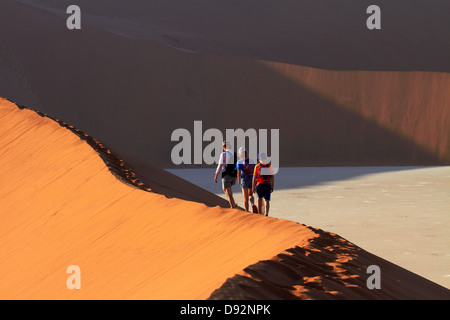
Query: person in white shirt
xmin=214 ymin=141 xmax=237 ymax=208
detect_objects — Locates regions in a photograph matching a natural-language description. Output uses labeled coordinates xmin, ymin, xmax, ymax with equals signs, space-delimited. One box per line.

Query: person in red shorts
xmin=252 ymin=153 xmax=274 ymax=217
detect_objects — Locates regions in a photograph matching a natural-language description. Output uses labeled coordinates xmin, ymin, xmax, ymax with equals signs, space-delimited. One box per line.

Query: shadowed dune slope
xmin=2 ymin=98 xmax=450 ymax=300
xmin=7 ymin=0 xmax=450 ymax=72
xmin=1 ymin=1 xmax=449 ymax=168
xmin=209 ymin=227 xmax=450 ymax=300
xmin=106 ymin=148 xmax=231 ymax=208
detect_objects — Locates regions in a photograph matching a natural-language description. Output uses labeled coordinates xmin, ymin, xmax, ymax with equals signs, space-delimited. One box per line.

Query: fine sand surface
xmin=167 ymin=166 xmax=450 ymax=289
xmin=0 ymin=98 xmax=314 ymax=299
xmin=2 ymin=98 xmax=450 ymax=299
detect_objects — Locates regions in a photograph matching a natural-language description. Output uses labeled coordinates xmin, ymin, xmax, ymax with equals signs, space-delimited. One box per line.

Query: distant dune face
xmin=7 ymin=0 xmax=450 ymax=72
xmin=1 ymin=0 xmax=449 ymax=168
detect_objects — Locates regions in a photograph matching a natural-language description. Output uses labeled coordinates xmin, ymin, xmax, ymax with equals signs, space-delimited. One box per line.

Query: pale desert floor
xmin=167 ymin=166 xmax=450 ymax=289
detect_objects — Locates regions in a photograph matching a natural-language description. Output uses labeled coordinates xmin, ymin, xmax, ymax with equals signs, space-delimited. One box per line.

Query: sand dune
xmin=1 ymin=0 xmax=449 ymax=301
xmin=168 ymin=166 xmax=450 ymax=289
xmin=0 ymin=98 xmax=315 ymax=299
xmin=210 ymin=227 xmax=450 ymax=300
xmin=9 ymin=0 xmax=450 ymax=71
xmin=1 ymin=98 xmax=449 ymax=299
xmin=1 ymin=1 xmax=449 ymax=168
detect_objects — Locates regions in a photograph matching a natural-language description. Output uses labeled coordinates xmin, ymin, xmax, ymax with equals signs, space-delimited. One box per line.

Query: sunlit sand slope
xmin=1 ymin=98 xmax=449 ymax=299
xmin=0 ymin=98 xmax=315 ymax=299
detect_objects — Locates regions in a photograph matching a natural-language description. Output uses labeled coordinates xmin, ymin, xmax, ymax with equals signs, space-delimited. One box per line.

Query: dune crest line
xmin=0 ymin=98 xmax=316 ymax=299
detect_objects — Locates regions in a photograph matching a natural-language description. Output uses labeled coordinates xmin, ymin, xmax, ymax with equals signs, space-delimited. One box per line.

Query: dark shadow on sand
xmin=208 ymin=226 xmax=450 ymax=300
xmin=166 ymin=165 xmax=434 ymax=193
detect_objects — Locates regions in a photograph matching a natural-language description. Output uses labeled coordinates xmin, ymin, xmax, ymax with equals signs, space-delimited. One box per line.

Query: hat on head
xmin=258 ymin=152 xmax=269 ymax=165
xmin=238 ymin=147 xmax=246 ymax=158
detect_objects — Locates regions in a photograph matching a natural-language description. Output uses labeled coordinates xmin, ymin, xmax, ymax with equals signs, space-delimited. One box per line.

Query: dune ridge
xmin=2 ymin=97 xmax=450 ymax=300
xmin=11 ymin=100 xmax=231 ymax=208
xmin=0 ymin=97 xmax=316 ymax=299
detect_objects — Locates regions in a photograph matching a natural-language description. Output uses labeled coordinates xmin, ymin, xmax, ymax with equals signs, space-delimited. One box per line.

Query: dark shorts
xmin=256 ymin=183 xmax=272 ymax=201
xmin=240 ymin=176 xmax=253 ymax=189
xmin=222 ymin=175 xmax=236 ymax=189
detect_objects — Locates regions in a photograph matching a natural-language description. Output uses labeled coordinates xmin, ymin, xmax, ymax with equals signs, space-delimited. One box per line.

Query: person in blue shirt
xmin=236 ymin=147 xmax=257 ymax=213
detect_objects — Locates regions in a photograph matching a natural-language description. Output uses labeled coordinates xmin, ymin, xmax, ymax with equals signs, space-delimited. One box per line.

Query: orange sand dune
xmin=1 ymin=98 xmax=449 ymax=300
xmin=0 ymin=97 xmax=315 ymax=299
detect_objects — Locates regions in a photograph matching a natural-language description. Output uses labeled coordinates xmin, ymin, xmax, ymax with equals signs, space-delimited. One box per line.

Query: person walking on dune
xmin=214 ymin=141 xmax=238 ymax=208
xmin=236 ymin=147 xmax=257 ymax=213
xmin=252 ymin=153 xmax=274 ymax=216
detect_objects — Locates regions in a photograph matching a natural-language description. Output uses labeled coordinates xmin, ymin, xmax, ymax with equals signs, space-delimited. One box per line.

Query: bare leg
xmin=224 ymin=187 xmax=236 ymax=208
xmin=258 ymin=198 xmax=264 ymax=215
xmin=242 ymin=188 xmax=250 ymax=212
xmin=249 ymin=193 xmax=255 ymax=205
xmin=264 ymin=200 xmax=270 ymax=216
